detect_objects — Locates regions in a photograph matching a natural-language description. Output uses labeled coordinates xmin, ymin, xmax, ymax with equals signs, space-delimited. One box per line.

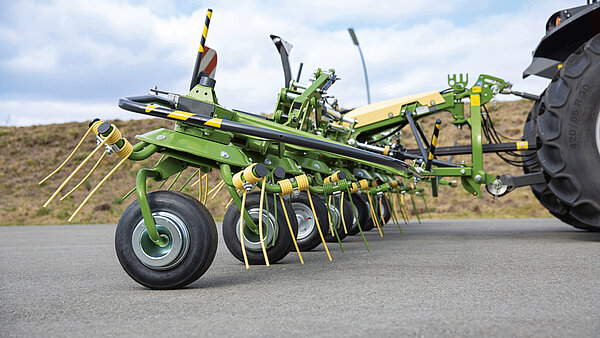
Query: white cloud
xmin=7 ymin=46 xmax=59 ymax=72
xmin=0 ymin=0 xmax=587 ymax=125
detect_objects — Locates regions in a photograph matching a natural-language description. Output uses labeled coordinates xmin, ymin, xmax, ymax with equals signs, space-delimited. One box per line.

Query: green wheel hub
xmin=235 ymin=208 xmax=278 ymax=251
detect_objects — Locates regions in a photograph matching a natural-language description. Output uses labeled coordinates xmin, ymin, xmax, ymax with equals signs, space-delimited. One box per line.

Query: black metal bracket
xmin=499 ymin=172 xmax=546 ymax=188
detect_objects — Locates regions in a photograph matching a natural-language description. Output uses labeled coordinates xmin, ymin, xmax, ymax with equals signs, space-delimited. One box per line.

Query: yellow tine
xmin=340 ymin=192 xmax=348 ymax=234
xmin=379 ymin=196 xmax=386 ymax=226
xmin=202 ymin=173 xmax=209 ymax=204
xmin=257 ymin=178 xmax=270 ymax=266
xmin=68 ymin=155 xmax=129 ymax=222
xmin=39 ymin=125 xmax=94 ymax=185
xmin=224 ymin=197 xmax=234 ymax=210
xmin=60 ymin=151 xmax=107 ymax=201
xmin=208 ymin=180 xmax=225 ymax=198
xmin=279 ymin=194 xmax=304 ymax=264
xmin=43 ymin=139 xmax=108 ymax=208
xmin=306 ymin=190 xmax=332 ymax=261
xmin=366 ymin=193 xmax=383 ymax=237
xmin=327 ymin=195 xmax=335 ymax=236
xmin=239 ymin=191 xmax=250 ymax=269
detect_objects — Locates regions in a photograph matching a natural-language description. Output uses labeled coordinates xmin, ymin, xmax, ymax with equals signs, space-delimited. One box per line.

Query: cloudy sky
xmin=0 ymin=0 xmax=584 ymax=126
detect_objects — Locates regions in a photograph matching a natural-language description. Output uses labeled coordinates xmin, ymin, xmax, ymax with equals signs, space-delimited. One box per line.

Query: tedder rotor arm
xmin=118 ymin=96 xmax=414 ymax=174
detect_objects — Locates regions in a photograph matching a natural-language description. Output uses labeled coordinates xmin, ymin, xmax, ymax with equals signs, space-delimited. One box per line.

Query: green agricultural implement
xmin=41 ymin=3 xmax=600 ymax=289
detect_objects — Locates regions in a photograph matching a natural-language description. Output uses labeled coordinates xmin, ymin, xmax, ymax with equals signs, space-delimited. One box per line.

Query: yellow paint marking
xmin=470 ymin=94 xmax=480 ymax=106
xmin=431 ymin=135 xmax=438 ymax=147
xmin=516 ymin=141 xmax=528 ymax=150
xmin=204 ymin=118 xmax=223 ymax=128
xmin=145 ymin=105 xmax=157 ymax=113
xmin=198 ymin=45 xmax=204 ymax=53
xmin=558 ymin=64 xmax=563 ymax=69
xmin=167 ymin=111 xmax=195 ymax=120
xmin=472 ymin=86 xmax=481 ymax=93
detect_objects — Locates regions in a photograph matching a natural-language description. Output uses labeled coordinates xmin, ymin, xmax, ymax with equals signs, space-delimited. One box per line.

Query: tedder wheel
xmin=522 ymin=98 xmax=593 ymax=230
xmin=355 ymin=194 xmax=374 ymax=231
xmin=347 ymin=194 xmax=368 ymax=236
xmin=535 ymin=33 xmax=600 ymax=231
xmin=290 ymin=192 xmax=330 ymax=251
xmin=222 ymin=192 xmax=298 ymax=264
xmin=324 ymin=195 xmax=352 ymax=242
xmin=115 ymin=191 xmax=218 ymax=289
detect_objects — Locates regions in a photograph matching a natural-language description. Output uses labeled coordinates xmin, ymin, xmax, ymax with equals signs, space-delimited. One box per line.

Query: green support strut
xmin=136 ymin=169 xmax=168 ymax=245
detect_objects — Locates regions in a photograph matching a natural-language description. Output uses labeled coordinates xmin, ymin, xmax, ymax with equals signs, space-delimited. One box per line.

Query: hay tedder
xmin=41 ymin=4 xmax=600 ymax=289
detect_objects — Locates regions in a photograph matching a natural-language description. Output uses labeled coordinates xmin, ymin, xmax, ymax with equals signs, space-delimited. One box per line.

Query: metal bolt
xmin=430 ymin=100 xmax=435 ymax=106
xmin=460 ymin=169 xmax=466 ymax=175
xmin=156 ymin=135 xmax=166 ymax=140
xmin=220 ymin=151 xmax=229 ymax=159
xmin=388 ymin=113 xmax=394 ymax=118
xmin=475 ymin=175 xmax=482 ymax=182
xmin=248 ymin=158 xmax=252 ymax=162
xmin=264 ymin=159 xmax=272 ymax=165
xmin=314 ymin=163 xmax=320 ymax=169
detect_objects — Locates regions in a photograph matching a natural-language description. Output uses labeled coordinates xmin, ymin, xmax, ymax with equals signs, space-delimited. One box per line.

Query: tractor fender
xmin=523 ymin=2 xmax=600 ymax=79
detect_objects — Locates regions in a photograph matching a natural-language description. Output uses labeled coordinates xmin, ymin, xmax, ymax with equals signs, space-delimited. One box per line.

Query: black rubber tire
xmin=522 ymin=98 xmax=592 ymax=230
xmin=324 ymin=195 xmax=352 ymax=242
xmin=115 ymin=191 xmax=218 ymax=289
xmin=535 ymin=33 xmax=600 ymax=230
xmin=365 ymin=194 xmax=390 ymax=227
xmin=380 ymin=194 xmax=392 ymax=225
xmin=223 ymin=192 xmax=299 ymax=264
xmin=347 ymin=194 xmax=368 ymax=236
xmin=355 ymin=194 xmax=374 ymax=231
xmin=289 ymin=192 xmax=330 ymax=251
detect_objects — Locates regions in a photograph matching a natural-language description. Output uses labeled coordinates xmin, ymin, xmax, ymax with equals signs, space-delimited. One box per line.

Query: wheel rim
xmin=235 ymin=208 xmax=278 ymax=251
xmin=350 ymin=205 xmax=357 ymax=228
xmin=328 ymin=199 xmax=342 ymax=230
xmin=132 ymin=211 xmax=190 ymax=270
xmin=292 ymin=202 xmax=315 ymax=240
xmin=596 ymin=107 xmax=600 ymax=156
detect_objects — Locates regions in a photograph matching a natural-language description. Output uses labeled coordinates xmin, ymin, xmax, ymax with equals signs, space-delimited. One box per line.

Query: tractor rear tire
xmin=535 ymin=33 xmax=600 ymax=231
xmin=522 ymin=98 xmax=593 ymax=230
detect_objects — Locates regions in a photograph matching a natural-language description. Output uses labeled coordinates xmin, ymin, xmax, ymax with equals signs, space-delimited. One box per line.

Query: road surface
xmin=1 ymin=218 xmax=599 ymax=337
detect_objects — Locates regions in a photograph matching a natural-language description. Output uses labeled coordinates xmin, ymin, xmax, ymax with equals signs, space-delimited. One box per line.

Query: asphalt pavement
xmin=1 ymin=218 xmax=599 ymax=337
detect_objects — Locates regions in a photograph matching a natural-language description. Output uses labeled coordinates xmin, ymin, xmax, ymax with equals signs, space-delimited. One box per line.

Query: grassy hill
xmin=0 ymin=99 xmax=551 ymax=226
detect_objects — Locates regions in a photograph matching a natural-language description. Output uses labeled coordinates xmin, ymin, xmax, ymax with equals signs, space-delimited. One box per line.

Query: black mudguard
xmin=523 ymin=3 xmax=600 ymax=79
